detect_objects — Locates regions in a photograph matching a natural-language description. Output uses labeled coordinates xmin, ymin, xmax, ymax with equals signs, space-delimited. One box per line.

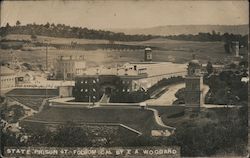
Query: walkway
xmin=147 ymin=107 xmax=176 ymax=131
xmin=145 ymin=83 xmax=185 ymax=105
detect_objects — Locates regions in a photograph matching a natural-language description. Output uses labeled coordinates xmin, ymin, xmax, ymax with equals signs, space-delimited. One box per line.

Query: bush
xmin=110 ymin=90 xmax=149 ymax=103
xmin=174 ymin=108 xmax=247 ymax=156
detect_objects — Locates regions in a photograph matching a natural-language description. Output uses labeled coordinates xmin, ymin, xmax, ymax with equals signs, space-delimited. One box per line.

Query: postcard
xmin=0 ymin=0 xmax=249 ymax=157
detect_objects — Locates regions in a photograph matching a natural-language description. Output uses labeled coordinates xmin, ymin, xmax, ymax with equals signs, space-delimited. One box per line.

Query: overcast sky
xmin=0 ymin=0 xmax=249 ymax=29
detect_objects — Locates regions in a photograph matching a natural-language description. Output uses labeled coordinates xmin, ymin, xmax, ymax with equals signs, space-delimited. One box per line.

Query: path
xmin=145 ymin=83 xmax=185 ymax=105
xmin=147 ymin=107 xmax=176 ymax=131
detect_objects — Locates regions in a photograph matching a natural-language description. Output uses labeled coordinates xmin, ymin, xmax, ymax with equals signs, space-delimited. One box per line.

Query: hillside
xmin=0 ymin=34 xmax=239 ymax=65
xmin=110 ymin=24 xmax=249 ymax=36
xmin=21 ymin=107 xmax=167 ymax=135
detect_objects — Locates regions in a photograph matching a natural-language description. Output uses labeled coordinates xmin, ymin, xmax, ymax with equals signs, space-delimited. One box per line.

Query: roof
xmin=188 ymin=60 xmax=201 ymax=68
xmin=0 ymin=66 xmax=15 ymax=76
xmin=145 ymin=47 xmax=152 ymax=51
xmin=83 ymin=66 xmax=141 ymax=76
xmin=8 ymin=96 xmax=45 ymax=111
xmin=128 ymin=62 xmax=187 ymax=77
xmin=189 ymin=59 xmax=200 ymax=65
xmin=6 ymin=88 xmax=59 ymax=96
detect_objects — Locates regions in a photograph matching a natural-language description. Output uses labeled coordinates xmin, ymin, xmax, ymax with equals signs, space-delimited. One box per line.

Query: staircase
xmin=99 ymin=93 xmax=110 ymax=103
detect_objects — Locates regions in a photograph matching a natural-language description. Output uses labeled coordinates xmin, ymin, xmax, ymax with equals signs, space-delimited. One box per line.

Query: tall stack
xmin=185 ymin=55 xmax=203 ymax=112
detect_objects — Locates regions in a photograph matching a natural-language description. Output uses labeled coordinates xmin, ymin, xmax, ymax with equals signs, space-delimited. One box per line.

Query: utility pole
xmin=231 ymin=41 xmax=240 ymax=57
xmin=46 ymin=44 xmax=48 ymax=71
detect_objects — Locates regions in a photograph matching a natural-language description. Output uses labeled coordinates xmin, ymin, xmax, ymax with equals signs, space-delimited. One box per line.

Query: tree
xmin=31 ymin=34 xmax=37 ymax=40
xmin=224 ymin=43 xmax=231 ymax=54
xmin=16 ymin=20 xmax=21 ymax=26
xmin=53 ymin=123 xmax=92 ymax=147
xmin=44 ymin=22 xmax=50 ymax=28
xmin=206 ymin=61 xmax=213 ymax=74
xmin=5 ymin=23 xmax=10 ymax=28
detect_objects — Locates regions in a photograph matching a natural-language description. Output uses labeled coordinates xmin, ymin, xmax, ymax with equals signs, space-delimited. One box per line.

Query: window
xmin=122 ymin=81 xmax=125 ymax=84
xmin=127 ymin=89 xmax=130 ymax=92
xmin=85 ymin=89 xmax=88 ymax=92
xmin=80 ymin=89 xmax=83 ymax=92
xmin=93 ymin=80 xmax=96 ymax=83
xmin=93 ymin=88 xmax=96 ymax=92
xmin=93 ymin=96 xmax=96 ymax=99
xmin=195 ymin=69 xmax=200 ymax=74
xmin=85 ymin=80 xmax=88 ymax=84
xmin=81 ymin=81 xmax=84 ymax=84
xmin=122 ymin=89 xmax=125 ymax=92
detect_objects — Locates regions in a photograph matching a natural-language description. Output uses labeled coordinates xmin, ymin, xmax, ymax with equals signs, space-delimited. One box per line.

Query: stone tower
xmin=185 ymin=55 xmax=203 ymax=111
xmin=144 ymin=47 xmax=152 ymax=61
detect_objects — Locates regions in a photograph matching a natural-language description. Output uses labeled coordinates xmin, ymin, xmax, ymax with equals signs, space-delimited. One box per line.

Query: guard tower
xmin=144 ymin=47 xmax=152 ymax=61
xmin=232 ymin=41 xmax=242 ymax=64
xmin=185 ymin=55 xmax=203 ymax=111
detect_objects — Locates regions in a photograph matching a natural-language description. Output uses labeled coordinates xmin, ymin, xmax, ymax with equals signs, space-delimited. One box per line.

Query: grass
xmin=6 ymin=88 xmax=59 ymax=96
xmin=22 ymin=107 xmax=166 ymax=134
xmin=0 ymin=34 xmax=234 ymax=68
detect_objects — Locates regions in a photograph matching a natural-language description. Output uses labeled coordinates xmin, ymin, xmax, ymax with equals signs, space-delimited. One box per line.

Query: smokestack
xmin=235 ymin=41 xmax=239 ymax=57
xmin=134 ymin=65 xmax=137 ymax=70
xmin=46 ymin=44 xmax=48 ymax=70
xmin=125 ymin=68 xmax=128 ymax=75
xmin=192 ymin=54 xmax=196 ymax=60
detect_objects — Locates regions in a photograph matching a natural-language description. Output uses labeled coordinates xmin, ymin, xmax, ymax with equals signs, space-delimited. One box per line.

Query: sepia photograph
xmin=0 ymin=0 xmax=249 ymax=157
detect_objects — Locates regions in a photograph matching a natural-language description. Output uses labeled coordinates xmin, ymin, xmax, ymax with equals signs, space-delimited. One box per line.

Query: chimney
xmin=134 ymin=65 xmax=137 ymax=70
xmin=235 ymin=41 xmax=239 ymax=57
xmin=192 ymin=54 xmax=196 ymax=60
xmin=125 ymin=68 xmax=128 ymax=75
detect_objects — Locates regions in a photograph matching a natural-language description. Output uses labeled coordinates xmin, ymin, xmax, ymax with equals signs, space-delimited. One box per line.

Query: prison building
xmin=54 ymin=55 xmax=86 ymax=80
xmin=73 ymin=66 xmax=147 ymax=102
xmin=0 ymin=66 xmax=16 ymax=89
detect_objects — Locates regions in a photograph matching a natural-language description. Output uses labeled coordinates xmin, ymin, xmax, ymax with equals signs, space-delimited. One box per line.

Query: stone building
xmin=73 ymin=66 xmax=147 ymax=102
xmin=185 ymin=56 xmax=203 ymax=111
xmin=0 ymin=66 xmax=16 ymax=89
xmin=54 ymin=55 xmax=86 ymax=80
xmin=144 ymin=47 xmax=152 ymax=61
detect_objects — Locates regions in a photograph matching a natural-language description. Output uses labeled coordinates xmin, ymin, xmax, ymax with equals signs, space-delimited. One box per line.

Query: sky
xmin=0 ymin=0 xmax=249 ymax=29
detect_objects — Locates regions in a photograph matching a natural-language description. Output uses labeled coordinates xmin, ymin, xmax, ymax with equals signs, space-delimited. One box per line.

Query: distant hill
xmin=110 ymin=25 xmax=249 ymax=36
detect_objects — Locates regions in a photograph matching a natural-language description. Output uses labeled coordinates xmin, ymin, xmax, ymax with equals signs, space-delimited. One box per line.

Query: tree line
xmin=166 ymin=32 xmax=248 ymax=54
xmin=1 ymin=21 xmax=154 ymax=41
xmin=0 ymin=21 xmax=248 ymax=46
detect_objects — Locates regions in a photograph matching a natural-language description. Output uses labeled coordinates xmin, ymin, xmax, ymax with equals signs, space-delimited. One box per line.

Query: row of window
xmin=80 ymin=88 xmax=96 ymax=92
xmin=121 ymin=80 xmax=131 ymax=84
xmin=78 ymin=79 xmax=131 ymax=85
xmin=61 ymin=62 xmax=74 ymax=67
xmin=78 ymin=88 xmax=131 ymax=93
xmin=1 ymin=78 xmax=15 ymax=82
xmin=79 ymin=79 xmax=99 ymax=84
